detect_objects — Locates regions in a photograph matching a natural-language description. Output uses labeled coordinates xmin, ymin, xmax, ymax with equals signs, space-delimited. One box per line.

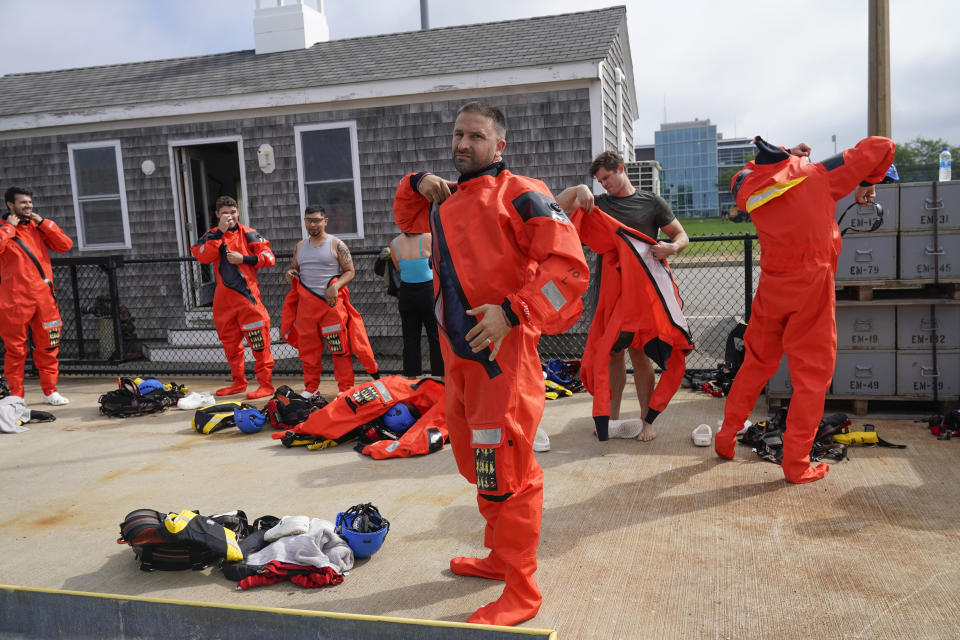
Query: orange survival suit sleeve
xmin=393 ymin=173 xmax=433 ymax=234
xmin=35 ymin=218 xmax=74 ymax=253
xmin=502 ymin=181 xmax=589 ymax=334
xmin=190 ymin=228 xmax=224 ymax=265
xmin=241 ymin=229 xmax=276 ymax=269
xmin=822 ymin=136 xmax=896 ymax=200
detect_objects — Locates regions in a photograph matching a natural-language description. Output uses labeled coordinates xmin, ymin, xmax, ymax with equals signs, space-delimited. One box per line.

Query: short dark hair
xmin=589 ymin=151 xmax=623 ymax=178
xmin=4 ymin=186 xmax=33 ymax=204
xmin=215 ymin=195 xmax=238 ymax=210
xmin=457 ymin=101 xmax=507 ymax=138
xmin=304 ymin=205 xmax=326 ymax=216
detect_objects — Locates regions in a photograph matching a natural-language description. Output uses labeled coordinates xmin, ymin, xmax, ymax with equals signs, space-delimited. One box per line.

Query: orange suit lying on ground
xmin=715 ymin=136 xmax=895 ymax=483
xmin=393 ymin=161 xmax=589 ymax=626
xmin=570 ymin=206 xmax=694 ymax=439
xmin=280 ymin=276 xmax=379 ymax=393
xmin=0 ymin=215 xmax=73 ymax=398
xmin=190 ymin=223 xmax=276 ymax=398
xmin=272 ymin=375 xmax=446 ymax=459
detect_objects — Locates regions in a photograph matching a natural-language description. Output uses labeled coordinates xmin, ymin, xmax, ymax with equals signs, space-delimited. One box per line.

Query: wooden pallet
xmin=767 ymin=392 xmax=958 ymax=417
xmin=835 ymin=279 xmax=960 ymax=302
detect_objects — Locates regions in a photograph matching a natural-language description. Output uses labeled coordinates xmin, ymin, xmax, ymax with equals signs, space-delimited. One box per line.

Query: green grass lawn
xmin=672 ymin=216 xmax=758 ymax=259
xmin=681 ymin=216 xmax=755 ymax=237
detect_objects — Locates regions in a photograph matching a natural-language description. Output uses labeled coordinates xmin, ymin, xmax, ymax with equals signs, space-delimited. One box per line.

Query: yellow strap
xmin=744 ymin=176 xmax=807 ymax=212
xmin=163 ymin=509 xmax=197 ymax=534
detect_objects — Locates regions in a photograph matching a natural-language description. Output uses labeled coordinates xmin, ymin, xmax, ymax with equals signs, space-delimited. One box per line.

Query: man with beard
xmin=393 ymin=102 xmax=589 ymax=626
xmin=191 ymin=196 xmax=276 ymax=399
xmin=282 ymin=205 xmax=378 ymax=395
xmin=0 ymin=186 xmax=74 ymax=405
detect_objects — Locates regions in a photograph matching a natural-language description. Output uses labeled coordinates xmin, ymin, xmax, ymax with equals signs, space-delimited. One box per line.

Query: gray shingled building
xmin=0 ymin=4 xmax=636 ymax=373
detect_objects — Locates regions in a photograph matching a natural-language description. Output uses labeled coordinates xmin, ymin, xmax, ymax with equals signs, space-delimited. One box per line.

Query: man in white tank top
xmin=283 ymin=206 xmax=379 ymax=394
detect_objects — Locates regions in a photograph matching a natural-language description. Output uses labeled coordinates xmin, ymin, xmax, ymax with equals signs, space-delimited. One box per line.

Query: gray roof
xmin=0 ymin=6 xmax=625 ymax=118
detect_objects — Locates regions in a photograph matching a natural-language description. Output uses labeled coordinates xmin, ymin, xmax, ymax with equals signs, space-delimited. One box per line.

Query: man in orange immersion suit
xmin=558 ymin=151 xmax=689 ymax=441
xmin=715 ymin=136 xmax=895 ymax=483
xmin=0 ymin=187 xmax=74 ymax=405
xmin=567 ymin=206 xmax=694 ymax=442
xmin=392 ymin=101 xmax=589 ymax=626
xmin=190 ymin=196 xmax=276 ymax=400
xmin=281 ymin=205 xmax=379 ymax=395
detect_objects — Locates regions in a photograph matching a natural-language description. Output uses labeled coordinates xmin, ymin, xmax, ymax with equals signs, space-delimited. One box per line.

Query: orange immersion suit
xmin=570 ymin=207 xmax=694 ymax=437
xmin=0 ymin=217 xmax=73 ymax=397
xmin=190 ymin=224 xmax=276 ymax=392
xmin=272 ymin=375 xmax=446 ymax=459
xmin=280 ymin=277 xmax=379 ymax=393
xmin=393 ymin=163 xmax=589 ymax=626
xmin=715 ymin=136 xmax=895 ymax=483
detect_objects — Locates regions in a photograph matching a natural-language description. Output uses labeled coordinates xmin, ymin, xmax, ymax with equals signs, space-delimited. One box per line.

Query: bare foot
xmin=635 ymin=422 xmax=656 ymax=441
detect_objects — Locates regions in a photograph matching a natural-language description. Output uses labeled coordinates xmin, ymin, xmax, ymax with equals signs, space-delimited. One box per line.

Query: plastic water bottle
xmin=940 ymin=147 xmax=952 ymax=182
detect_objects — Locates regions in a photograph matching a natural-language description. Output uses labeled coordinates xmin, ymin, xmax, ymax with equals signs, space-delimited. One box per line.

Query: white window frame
xmin=67 ymin=140 xmax=132 ymax=251
xmin=294 ymin=121 xmax=364 ymax=240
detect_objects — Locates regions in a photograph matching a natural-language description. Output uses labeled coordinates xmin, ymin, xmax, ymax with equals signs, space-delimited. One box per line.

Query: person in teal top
xmin=391 ymin=231 xmax=443 ymax=377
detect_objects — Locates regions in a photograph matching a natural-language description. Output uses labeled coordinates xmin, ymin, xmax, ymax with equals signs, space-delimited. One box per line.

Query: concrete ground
xmin=2 ymin=374 xmax=959 ymax=639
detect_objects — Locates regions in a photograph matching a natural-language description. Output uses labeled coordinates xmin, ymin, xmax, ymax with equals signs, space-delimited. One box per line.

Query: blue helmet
xmin=234 ymin=407 xmax=267 ymax=434
xmin=382 ymin=403 xmax=417 ymax=432
xmin=336 ymin=503 xmax=389 ymax=559
xmin=137 ymin=378 xmax=165 ymax=395
xmin=882 ymin=163 xmax=899 ymax=184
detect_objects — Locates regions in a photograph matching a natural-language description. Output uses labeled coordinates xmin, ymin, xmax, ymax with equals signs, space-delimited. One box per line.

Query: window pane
xmin=74 ymin=147 xmax=120 ymax=196
xmin=301 ymin=128 xmax=353 ymax=182
xmin=306 ymin=181 xmax=357 ymax=235
xmin=80 ymin=199 xmax=125 ymax=245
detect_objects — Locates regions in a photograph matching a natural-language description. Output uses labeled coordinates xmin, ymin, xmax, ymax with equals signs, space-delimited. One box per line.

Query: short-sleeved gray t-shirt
xmin=595 ymin=190 xmax=675 ymax=239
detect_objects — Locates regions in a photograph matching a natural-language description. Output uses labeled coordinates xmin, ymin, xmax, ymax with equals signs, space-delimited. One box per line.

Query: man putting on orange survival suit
xmin=558 ymin=151 xmax=690 ymax=441
xmin=393 ymin=101 xmax=589 ymax=626
xmin=190 ymin=196 xmax=276 ymax=400
xmin=0 ymin=186 xmax=73 ymax=405
xmin=282 ymin=205 xmax=379 ymax=395
xmin=715 ymin=136 xmax=895 ymax=483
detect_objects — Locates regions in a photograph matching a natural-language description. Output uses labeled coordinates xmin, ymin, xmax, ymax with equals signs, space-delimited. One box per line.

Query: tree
xmin=893 ymin=137 xmax=959 ymax=183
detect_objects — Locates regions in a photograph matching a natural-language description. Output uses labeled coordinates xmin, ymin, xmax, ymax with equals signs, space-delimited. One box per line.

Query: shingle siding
xmin=1 ymin=88 xmax=595 ymax=364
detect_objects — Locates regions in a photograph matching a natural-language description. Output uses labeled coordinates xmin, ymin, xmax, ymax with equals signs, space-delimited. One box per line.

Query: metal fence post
xmin=743 ymin=234 xmax=753 ymax=322
xmin=107 ymin=255 xmax=125 ymax=362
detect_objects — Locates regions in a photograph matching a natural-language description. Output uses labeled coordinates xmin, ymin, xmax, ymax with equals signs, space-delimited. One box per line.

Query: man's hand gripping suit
xmin=0 ymin=217 xmax=73 ymax=397
xmin=191 ymin=224 xmax=276 ymax=394
xmin=570 ymin=207 xmax=694 ymax=436
xmin=715 ymin=137 xmax=895 ymax=483
xmin=394 ymin=163 xmax=589 ymax=626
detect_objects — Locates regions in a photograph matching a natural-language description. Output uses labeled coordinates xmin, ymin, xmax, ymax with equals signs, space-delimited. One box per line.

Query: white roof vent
xmin=254 ymin=0 xmax=329 ymax=55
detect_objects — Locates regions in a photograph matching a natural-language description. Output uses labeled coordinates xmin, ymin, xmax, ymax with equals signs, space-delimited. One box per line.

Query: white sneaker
xmin=42 ymin=391 xmax=69 ymax=406
xmin=177 ymin=392 xmax=215 ymax=410
xmin=608 ymin=418 xmax=643 ymax=439
xmin=301 ymin=389 xmax=316 ymax=399
xmin=533 ymin=427 xmax=551 ymax=452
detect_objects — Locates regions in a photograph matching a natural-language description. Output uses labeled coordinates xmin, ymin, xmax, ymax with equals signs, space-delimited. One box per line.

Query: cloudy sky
xmin=2 ymin=0 xmax=957 ymax=161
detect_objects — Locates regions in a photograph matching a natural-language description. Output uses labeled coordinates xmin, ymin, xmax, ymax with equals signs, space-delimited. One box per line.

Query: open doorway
xmin=170 ymin=138 xmax=246 ymax=309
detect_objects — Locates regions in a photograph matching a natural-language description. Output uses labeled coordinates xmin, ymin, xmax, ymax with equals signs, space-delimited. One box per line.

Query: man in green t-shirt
xmin=557 ymin=151 xmax=689 ymax=442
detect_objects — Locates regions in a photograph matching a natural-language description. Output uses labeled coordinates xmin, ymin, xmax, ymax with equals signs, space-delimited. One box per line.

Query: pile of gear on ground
xmin=118 ymin=503 xmax=389 ymax=590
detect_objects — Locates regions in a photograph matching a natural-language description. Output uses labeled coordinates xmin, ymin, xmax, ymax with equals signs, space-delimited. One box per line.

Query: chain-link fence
xmin=3 ymin=234 xmax=759 ymax=379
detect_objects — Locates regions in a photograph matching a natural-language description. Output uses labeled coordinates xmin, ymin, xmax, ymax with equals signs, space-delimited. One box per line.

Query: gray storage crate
xmin=899 ymin=181 xmax=960 ymax=231
xmin=833 ymin=350 xmax=896 ymax=396
xmin=896 ymin=350 xmax=960 ymax=397
xmin=768 ymin=355 xmax=791 ymax=394
xmin=835 ymin=183 xmax=899 ymax=233
xmin=835 ymin=233 xmax=898 ymax=281
xmin=897 ymin=305 xmax=960 ymax=349
xmin=899 ymin=231 xmax=960 ymax=280
xmin=836 ymin=305 xmax=896 ymax=349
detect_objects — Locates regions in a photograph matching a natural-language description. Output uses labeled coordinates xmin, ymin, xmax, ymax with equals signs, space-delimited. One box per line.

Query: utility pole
xmin=868 ymin=0 xmax=891 ymax=137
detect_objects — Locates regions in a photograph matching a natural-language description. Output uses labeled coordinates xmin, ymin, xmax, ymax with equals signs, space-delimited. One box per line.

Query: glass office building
xmin=717 ymin=136 xmax=755 ymax=214
xmin=654 ymin=120 xmax=718 ymax=218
